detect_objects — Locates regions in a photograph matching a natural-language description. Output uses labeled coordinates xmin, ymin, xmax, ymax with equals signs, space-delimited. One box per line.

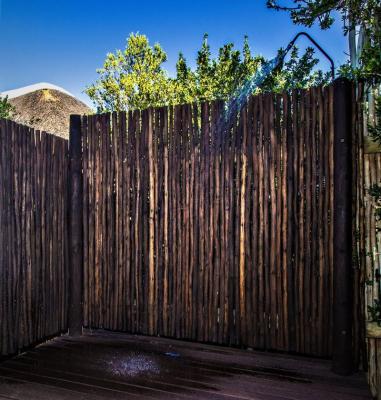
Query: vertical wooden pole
xmin=332 ymin=78 xmax=353 ymax=375
xmin=68 ymin=115 xmax=83 ymax=336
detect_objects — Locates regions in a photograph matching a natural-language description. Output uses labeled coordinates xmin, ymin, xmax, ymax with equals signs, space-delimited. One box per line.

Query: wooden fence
xmin=353 ymin=83 xmax=381 ymax=396
xmin=0 ymin=120 xmax=69 ymax=356
xmin=363 ymin=154 xmax=381 ymax=397
xmin=0 ymin=80 xmax=364 ymax=366
xmin=80 ymin=84 xmax=351 ymax=357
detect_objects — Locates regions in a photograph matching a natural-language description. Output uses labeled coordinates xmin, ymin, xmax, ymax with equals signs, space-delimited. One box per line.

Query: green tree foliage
xmin=369 ymin=96 xmax=381 ymax=143
xmin=261 ymin=47 xmax=331 ymax=92
xmin=86 ymin=33 xmax=172 ymax=112
xmin=368 ymin=181 xmax=381 ymax=324
xmin=172 ymin=52 xmax=196 ymax=105
xmin=86 ymin=32 xmax=330 ymax=112
xmin=0 ymin=96 xmax=14 ymax=119
xmin=368 ymin=299 xmax=381 ymax=326
xmin=267 ymin=0 xmax=381 ymax=82
xmin=181 ymin=34 xmax=263 ymax=103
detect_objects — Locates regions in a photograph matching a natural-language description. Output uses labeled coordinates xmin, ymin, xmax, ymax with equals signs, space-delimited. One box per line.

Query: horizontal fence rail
xmin=0 ymin=120 xmax=69 ymax=356
xmin=82 ymin=85 xmax=340 ymax=357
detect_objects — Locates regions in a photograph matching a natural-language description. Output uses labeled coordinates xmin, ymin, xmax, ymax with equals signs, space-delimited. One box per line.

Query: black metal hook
xmin=278 ymin=32 xmax=335 ymax=80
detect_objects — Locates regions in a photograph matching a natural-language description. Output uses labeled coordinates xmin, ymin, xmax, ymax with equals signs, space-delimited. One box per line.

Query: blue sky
xmin=0 ymin=0 xmax=348 ymax=106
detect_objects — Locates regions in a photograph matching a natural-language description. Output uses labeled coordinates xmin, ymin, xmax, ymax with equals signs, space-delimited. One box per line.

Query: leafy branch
xmin=368 ymin=183 xmax=381 ymax=323
xmin=86 ymin=33 xmax=330 ymax=112
xmin=368 ymin=299 xmax=381 ymax=326
xmin=0 ymin=96 xmax=14 ymax=119
xmin=369 ymin=96 xmax=381 ymax=145
xmin=267 ymin=0 xmax=381 ymax=84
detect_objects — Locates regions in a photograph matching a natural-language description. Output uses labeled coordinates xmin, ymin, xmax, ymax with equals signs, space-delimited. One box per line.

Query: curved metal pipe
xmin=279 ymin=32 xmax=335 ymax=80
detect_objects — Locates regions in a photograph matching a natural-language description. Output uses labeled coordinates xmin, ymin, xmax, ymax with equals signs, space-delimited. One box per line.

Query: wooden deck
xmin=0 ymin=330 xmax=371 ymax=400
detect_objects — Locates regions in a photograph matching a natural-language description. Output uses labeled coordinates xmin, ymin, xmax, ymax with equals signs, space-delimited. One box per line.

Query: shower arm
xmin=278 ymin=32 xmax=335 ymax=80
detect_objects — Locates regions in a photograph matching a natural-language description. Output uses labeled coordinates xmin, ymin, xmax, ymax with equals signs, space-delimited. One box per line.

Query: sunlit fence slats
xmin=82 ymin=86 xmax=342 ymax=357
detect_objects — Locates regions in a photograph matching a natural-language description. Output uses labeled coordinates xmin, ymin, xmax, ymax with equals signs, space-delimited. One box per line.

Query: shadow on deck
xmin=0 ymin=330 xmax=372 ymax=400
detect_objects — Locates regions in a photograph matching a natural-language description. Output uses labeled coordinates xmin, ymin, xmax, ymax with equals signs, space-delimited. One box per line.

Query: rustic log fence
xmin=0 ymin=120 xmax=69 ymax=356
xmin=0 ymin=79 xmax=364 ymax=373
xmin=353 ymin=83 xmax=381 ymax=399
xmin=77 ymin=79 xmax=361 ymax=361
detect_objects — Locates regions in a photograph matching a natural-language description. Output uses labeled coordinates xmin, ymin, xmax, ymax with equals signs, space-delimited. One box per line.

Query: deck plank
xmin=0 ymin=331 xmax=372 ymax=400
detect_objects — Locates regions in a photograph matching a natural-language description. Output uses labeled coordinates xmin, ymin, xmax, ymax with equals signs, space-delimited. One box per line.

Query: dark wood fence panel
xmin=0 ymin=120 xmax=69 ymax=356
xmin=82 ymin=86 xmax=335 ymax=356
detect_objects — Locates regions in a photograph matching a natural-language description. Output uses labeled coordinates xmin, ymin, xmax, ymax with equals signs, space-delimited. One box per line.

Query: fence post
xmin=68 ymin=115 xmax=83 ymax=336
xmin=332 ymin=78 xmax=353 ymax=375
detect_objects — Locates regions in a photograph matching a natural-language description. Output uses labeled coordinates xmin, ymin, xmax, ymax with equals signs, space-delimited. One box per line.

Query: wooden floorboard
xmin=0 ymin=330 xmax=372 ymax=400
